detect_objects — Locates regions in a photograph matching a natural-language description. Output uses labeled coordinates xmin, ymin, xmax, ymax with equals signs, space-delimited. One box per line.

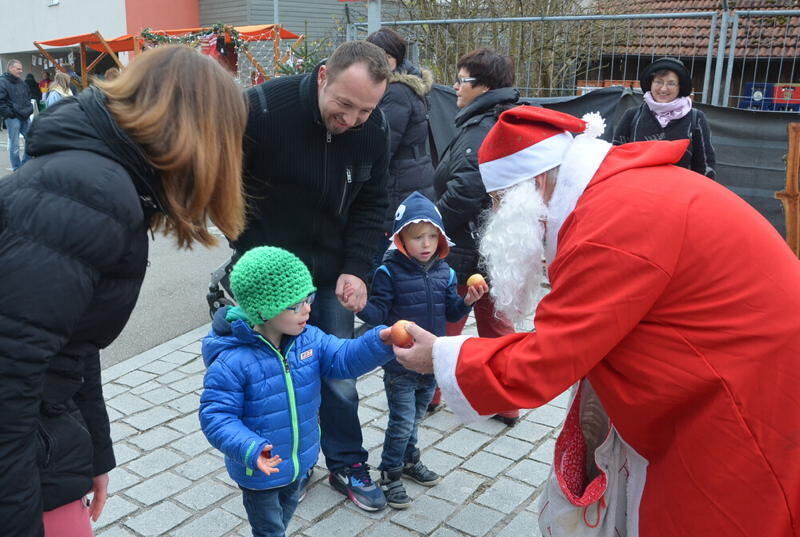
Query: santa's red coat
xmin=449 ymin=141 xmax=800 ymax=535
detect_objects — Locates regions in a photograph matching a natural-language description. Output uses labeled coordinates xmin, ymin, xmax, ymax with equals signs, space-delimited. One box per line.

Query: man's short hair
xmin=326 ymin=41 xmax=391 ymax=85
xmin=7 ymin=59 xmax=22 ymax=70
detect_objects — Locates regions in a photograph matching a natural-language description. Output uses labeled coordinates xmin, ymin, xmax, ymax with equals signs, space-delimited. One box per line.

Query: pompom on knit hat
xmin=478 ymin=106 xmax=589 ymax=193
xmin=229 ymin=246 xmax=316 ymax=324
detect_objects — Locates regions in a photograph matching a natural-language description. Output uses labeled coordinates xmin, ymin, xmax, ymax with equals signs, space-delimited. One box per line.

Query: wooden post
xmin=273 ymin=25 xmax=281 ymax=69
xmin=776 ymin=122 xmax=800 ymax=257
xmin=33 ymin=42 xmax=68 ymax=74
xmin=86 ymin=52 xmax=108 ymax=74
xmin=133 ymin=34 xmax=141 ymax=58
xmin=79 ymin=42 xmax=88 ymax=88
xmin=242 ymin=46 xmax=269 ymax=80
xmin=94 ymin=31 xmax=124 ymax=68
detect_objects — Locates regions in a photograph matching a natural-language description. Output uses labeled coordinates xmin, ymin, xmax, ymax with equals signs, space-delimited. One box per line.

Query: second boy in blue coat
xmin=200 ymin=247 xmax=395 ymax=537
xmin=358 ymin=192 xmax=487 ymax=508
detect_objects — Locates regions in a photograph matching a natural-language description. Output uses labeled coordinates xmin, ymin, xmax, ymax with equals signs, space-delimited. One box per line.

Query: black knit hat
xmin=640 ymin=57 xmax=692 ymax=97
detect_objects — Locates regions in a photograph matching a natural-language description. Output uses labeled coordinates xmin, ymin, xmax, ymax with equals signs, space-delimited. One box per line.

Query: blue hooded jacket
xmin=358 ymin=192 xmax=472 ymax=374
xmin=199 ymin=306 xmax=392 ymax=490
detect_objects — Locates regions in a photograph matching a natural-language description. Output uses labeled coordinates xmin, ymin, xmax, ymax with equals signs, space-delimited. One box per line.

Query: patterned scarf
xmin=644 ymin=92 xmax=692 ymax=128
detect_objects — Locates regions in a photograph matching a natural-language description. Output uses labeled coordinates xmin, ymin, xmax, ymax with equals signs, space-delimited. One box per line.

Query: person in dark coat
xmin=0 ymin=45 xmax=248 ymax=537
xmin=613 ymin=56 xmax=716 ymax=179
xmin=25 ymin=73 xmax=42 ymax=105
xmin=431 ymin=48 xmax=521 ymax=425
xmin=366 ymin=28 xmax=436 ymax=250
xmin=0 ymin=59 xmax=33 ymax=170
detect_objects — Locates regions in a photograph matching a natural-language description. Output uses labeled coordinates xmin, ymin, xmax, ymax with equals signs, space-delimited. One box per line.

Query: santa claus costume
xmin=432 ymin=106 xmax=800 ymax=536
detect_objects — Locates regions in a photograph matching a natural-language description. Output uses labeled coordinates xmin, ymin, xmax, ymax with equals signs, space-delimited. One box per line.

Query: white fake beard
xmin=479 ymin=180 xmax=548 ymax=327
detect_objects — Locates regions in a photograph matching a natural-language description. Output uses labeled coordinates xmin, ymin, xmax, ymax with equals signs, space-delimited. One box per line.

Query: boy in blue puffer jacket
xmin=200 ymin=246 xmax=394 ymax=537
xmin=357 ymin=191 xmax=488 ymax=509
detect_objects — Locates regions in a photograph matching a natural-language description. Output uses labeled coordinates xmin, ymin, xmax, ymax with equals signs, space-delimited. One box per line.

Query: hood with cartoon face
xmin=390 ymin=191 xmax=454 ymax=259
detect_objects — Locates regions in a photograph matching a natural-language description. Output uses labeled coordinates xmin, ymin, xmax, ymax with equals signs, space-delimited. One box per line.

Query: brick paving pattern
xmin=89 ymin=317 xmax=565 ymax=537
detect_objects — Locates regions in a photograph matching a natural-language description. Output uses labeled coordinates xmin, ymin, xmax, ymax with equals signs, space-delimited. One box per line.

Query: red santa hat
xmin=478 ymin=106 xmax=589 ymax=193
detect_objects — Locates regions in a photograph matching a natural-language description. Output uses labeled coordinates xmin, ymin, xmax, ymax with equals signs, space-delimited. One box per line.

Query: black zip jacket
xmin=234 ymin=63 xmax=390 ymax=286
xmin=433 ymin=87 xmax=519 ymax=282
xmin=0 ymin=72 xmax=33 ymax=120
xmin=613 ymin=102 xmax=717 ymax=179
xmin=0 ymin=88 xmax=164 ymax=537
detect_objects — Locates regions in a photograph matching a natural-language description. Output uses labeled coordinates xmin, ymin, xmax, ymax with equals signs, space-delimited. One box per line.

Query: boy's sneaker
xmin=329 ymin=463 xmax=387 ymax=511
xmin=402 ymin=460 xmax=441 ymax=486
xmin=380 ymin=468 xmax=412 ymax=509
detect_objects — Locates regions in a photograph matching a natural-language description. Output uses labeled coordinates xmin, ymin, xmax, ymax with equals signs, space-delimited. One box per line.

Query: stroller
xmin=205 ymin=253 xmax=238 ymax=319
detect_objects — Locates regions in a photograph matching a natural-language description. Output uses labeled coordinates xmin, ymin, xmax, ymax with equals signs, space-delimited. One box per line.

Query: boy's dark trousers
xmin=240 ymin=478 xmax=303 ymax=537
xmin=379 ymin=370 xmax=437 ymax=470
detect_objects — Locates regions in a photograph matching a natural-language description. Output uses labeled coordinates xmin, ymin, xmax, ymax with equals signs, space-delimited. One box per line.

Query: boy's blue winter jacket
xmin=199 ymin=306 xmax=392 ymax=490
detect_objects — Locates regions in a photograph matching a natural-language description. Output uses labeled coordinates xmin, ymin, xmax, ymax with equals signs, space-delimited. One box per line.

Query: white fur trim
xmin=480 ymin=132 xmax=574 ymax=193
xmin=432 ymin=335 xmax=487 ymax=423
xmin=545 ymin=135 xmax=612 ymax=265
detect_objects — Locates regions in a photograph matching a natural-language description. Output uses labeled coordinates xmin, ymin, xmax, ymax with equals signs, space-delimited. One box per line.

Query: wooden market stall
xmin=34 ymin=24 xmax=300 ymax=88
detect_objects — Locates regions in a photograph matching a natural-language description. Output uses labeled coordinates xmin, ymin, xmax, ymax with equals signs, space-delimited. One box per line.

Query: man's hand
xmin=88 ymin=473 xmax=109 ymax=522
xmin=464 ymin=281 xmax=489 ymax=306
xmin=256 ymin=445 xmax=282 ymax=476
xmin=336 ymin=274 xmax=367 ymax=312
xmin=394 ymin=323 xmax=437 ymax=374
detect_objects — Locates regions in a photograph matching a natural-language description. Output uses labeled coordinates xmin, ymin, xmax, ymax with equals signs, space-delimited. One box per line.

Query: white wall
xmin=0 ymin=0 xmax=127 ymax=55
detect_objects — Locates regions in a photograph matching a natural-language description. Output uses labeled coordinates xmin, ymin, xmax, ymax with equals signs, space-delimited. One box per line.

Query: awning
xmin=35 ymin=24 xmax=299 ymax=54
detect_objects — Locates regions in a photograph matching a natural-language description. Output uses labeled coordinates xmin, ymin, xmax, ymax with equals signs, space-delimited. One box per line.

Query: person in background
xmin=235 ymin=40 xmax=393 ymax=512
xmin=25 ymin=73 xmax=42 ymax=108
xmin=430 ymin=48 xmax=520 ymax=425
xmin=104 ymin=68 xmax=120 ymax=82
xmin=44 ymin=72 xmax=74 ymax=108
xmin=613 ymin=56 xmax=716 ymax=179
xmin=365 ymin=28 xmax=436 ymax=260
xmin=0 ymin=59 xmax=33 ymax=170
xmin=39 ymin=71 xmax=52 ymax=95
xmin=200 ymin=246 xmax=395 ymax=537
xmin=0 ymin=45 xmax=248 ymax=537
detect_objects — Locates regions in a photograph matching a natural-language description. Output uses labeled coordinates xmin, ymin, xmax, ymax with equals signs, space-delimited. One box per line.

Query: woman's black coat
xmin=380 ymin=63 xmax=436 ymax=231
xmin=0 ymin=88 xmax=164 ymax=537
xmin=613 ymin=102 xmax=717 ymax=179
xmin=433 ymin=87 xmax=519 ymax=283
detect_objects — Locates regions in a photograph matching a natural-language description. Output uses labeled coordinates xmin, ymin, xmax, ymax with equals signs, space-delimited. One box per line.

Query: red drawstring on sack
xmin=583 ymin=496 xmax=607 ymax=528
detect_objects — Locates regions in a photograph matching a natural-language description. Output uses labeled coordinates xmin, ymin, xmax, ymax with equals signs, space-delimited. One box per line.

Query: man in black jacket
xmin=0 ymin=59 xmax=33 ymax=170
xmin=235 ymin=40 xmax=392 ymax=511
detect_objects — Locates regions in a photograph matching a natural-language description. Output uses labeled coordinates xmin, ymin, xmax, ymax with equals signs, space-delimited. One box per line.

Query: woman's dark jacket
xmin=433 ymin=87 xmax=520 ymax=282
xmin=613 ymin=102 xmax=716 ymax=179
xmin=0 ymin=88 xmax=163 ymax=537
xmin=380 ymin=62 xmax=436 ymax=231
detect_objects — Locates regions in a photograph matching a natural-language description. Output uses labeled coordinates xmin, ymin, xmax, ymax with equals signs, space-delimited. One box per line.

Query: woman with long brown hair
xmin=0 ymin=45 xmax=248 ymax=537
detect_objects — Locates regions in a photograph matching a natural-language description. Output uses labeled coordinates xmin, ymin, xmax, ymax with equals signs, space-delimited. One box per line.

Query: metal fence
xmin=347 ymin=9 xmax=800 ymax=111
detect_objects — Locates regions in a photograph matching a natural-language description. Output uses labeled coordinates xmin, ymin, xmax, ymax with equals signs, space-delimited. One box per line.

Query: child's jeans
xmin=379 ymin=370 xmax=437 ymax=470
xmin=240 ymin=478 xmax=303 ymax=537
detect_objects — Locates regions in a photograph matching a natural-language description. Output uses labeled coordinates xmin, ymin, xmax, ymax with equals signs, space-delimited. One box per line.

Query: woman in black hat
xmin=613 ymin=57 xmax=716 ymax=179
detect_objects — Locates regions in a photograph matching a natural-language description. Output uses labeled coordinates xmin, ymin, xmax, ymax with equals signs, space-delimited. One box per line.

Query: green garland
xmin=140 ymin=23 xmax=251 ymax=52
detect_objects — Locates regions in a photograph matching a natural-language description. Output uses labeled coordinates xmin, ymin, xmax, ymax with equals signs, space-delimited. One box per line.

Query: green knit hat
xmin=229 ymin=246 xmax=316 ymax=324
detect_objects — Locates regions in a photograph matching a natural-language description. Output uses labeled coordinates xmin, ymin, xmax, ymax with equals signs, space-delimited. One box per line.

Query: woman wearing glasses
xmin=431 ymin=48 xmax=520 ymax=425
xmin=613 ymin=57 xmax=716 ymax=178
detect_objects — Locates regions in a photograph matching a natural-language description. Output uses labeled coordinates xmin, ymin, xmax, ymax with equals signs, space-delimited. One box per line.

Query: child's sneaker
xmin=380 ymin=468 xmax=412 ymax=509
xmin=402 ymin=460 xmax=441 ymax=486
xmin=329 ymin=463 xmax=387 ymax=511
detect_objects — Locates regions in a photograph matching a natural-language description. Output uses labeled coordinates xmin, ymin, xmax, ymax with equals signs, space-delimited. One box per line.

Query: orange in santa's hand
xmin=391 ymin=320 xmax=415 ymax=348
xmin=467 ymin=274 xmax=486 ymax=288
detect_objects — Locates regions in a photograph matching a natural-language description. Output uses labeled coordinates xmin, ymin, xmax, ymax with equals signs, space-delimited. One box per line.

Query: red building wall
xmin=125 ymin=0 xmax=199 ymax=33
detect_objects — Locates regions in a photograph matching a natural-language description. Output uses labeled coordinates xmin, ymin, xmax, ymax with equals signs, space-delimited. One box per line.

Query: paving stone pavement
xmin=95 ymin=317 xmax=567 ymax=537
